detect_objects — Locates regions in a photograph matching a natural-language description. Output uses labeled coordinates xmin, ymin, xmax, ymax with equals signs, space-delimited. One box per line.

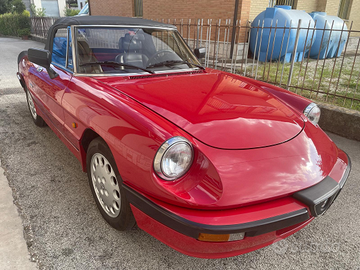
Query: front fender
xmin=237 ymin=76 xmax=312 ymax=114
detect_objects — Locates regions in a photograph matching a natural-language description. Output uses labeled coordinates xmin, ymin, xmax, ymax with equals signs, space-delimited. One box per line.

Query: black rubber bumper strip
xmin=123 ymin=185 xmax=310 ymax=239
xmin=293 ymin=152 xmax=351 ymax=217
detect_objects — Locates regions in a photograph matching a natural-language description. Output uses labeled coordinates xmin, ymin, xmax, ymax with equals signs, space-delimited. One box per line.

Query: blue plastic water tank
xmin=308 ymin=12 xmax=348 ymax=59
xmin=250 ymin=5 xmax=315 ymax=62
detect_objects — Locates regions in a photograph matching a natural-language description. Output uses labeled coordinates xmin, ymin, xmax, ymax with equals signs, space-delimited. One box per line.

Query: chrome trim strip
xmin=71 ymin=25 xmax=77 ymax=73
xmin=303 ymin=102 xmax=318 ymax=116
xmin=65 ymin=27 xmax=69 ymax=69
xmin=153 ymin=136 xmax=194 ymax=181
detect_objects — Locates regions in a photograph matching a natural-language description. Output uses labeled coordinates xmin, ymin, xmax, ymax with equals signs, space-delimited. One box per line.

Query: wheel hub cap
xmin=27 ymin=90 xmax=37 ymax=119
xmin=90 ymin=153 xmax=121 ymax=218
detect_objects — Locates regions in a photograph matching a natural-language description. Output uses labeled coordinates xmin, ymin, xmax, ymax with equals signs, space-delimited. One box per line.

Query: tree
xmin=12 ymin=0 xmax=25 ymax=14
xmin=30 ymin=4 xmax=45 ymax=17
xmin=0 ymin=0 xmax=11 ymax=14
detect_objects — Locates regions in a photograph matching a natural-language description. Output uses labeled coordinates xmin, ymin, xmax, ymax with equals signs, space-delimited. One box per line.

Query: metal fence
xmin=161 ymin=18 xmax=360 ymax=110
xmin=30 ymin=17 xmax=57 ymax=38
xmin=30 ymin=17 xmax=360 ymax=110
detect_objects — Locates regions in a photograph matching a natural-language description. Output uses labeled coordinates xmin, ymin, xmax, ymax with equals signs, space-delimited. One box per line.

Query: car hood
xmin=94 ymin=70 xmax=304 ymax=149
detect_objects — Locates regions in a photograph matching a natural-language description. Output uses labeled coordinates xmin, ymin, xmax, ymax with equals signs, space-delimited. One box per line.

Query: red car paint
xmin=19 ymin=52 xmax=350 ymax=258
xmin=131 ymin=206 xmax=315 ymax=259
xmin=94 ymin=69 xmax=305 ymax=150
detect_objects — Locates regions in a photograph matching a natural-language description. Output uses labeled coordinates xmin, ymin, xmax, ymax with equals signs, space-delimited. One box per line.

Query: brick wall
xmin=89 ymin=0 xmax=359 ymax=33
xmin=143 ymin=0 xmax=251 ymax=23
xmin=348 ymin=1 xmax=360 ymax=31
xmin=316 ymin=0 xmax=327 ymax=11
xmin=296 ymin=0 xmax=319 ymax=13
xmin=239 ymin=0 xmax=251 ymax=23
xmin=90 ymin=0 xmax=133 ymax=16
xmin=321 ymin=0 xmax=360 ymax=34
xmin=249 ymin=0 xmax=319 ymax=21
xmin=324 ymin=0 xmax=340 ymax=15
xmin=249 ymin=0 xmax=268 ymax=21
xmin=90 ymin=0 xmax=250 ymax=22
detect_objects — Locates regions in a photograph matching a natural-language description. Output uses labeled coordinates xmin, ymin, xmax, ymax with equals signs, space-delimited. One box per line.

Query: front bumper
xmin=124 ymin=153 xmax=351 ymax=258
xmin=294 ymin=155 xmax=351 ymax=217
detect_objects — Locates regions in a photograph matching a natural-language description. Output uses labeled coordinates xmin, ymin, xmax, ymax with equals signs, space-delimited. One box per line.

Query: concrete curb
xmin=0 ymin=161 xmax=37 ymax=270
xmin=319 ymin=102 xmax=360 ymax=141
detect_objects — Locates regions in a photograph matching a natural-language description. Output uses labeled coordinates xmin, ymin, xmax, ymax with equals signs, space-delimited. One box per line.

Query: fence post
xmin=230 ymin=0 xmax=240 ymax=59
xmin=196 ymin=19 xmax=200 ymax=48
xmin=286 ymin=19 xmax=302 ymax=90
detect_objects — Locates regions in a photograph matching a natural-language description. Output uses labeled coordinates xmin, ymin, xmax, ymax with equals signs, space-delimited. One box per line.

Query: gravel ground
xmin=0 ymin=37 xmax=359 ymax=270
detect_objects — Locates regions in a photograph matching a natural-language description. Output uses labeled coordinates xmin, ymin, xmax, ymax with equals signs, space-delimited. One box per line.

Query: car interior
xmin=52 ymin=27 xmax=195 ymax=74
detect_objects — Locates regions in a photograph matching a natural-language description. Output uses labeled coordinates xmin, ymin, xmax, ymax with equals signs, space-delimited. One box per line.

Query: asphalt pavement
xmin=0 ymin=37 xmax=359 ymax=270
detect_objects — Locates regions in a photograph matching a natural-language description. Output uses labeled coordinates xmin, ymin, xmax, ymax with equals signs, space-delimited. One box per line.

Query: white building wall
xmin=33 ymin=0 xmax=42 ymax=9
xmin=77 ymin=0 xmax=87 ymax=10
xmin=57 ymin=0 xmax=67 ymax=16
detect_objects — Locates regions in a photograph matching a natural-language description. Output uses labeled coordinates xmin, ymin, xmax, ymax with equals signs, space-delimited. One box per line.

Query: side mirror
xmin=28 ymin=48 xmax=58 ymax=79
xmin=194 ymin=47 xmax=206 ymax=59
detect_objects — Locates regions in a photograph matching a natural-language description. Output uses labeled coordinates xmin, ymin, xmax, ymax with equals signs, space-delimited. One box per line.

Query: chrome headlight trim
xmin=153 ymin=136 xmax=194 ymax=181
xmin=303 ymin=103 xmax=321 ymax=126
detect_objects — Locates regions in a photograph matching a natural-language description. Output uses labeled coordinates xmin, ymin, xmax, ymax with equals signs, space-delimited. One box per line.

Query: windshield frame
xmin=77 ymin=3 xmax=89 ymax=16
xmin=71 ymin=25 xmax=202 ymax=76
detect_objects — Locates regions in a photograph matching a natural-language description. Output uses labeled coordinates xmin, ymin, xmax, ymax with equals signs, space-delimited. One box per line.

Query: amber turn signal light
xmin=198 ymin=233 xmax=230 ymax=242
xmin=198 ymin=232 xmax=245 ymax=242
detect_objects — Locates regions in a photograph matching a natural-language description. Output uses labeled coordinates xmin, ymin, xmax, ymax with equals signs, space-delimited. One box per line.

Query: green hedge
xmin=64 ymin=7 xmax=80 ymax=16
xmin=0 ymin=13 xmax=31 ymax=37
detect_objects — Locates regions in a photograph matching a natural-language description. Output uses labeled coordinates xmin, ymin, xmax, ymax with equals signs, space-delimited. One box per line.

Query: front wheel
xmin=86 ymin=138 xmax=135 ymax=230
xmin=26 ymin=88 xmax=46 ymax=127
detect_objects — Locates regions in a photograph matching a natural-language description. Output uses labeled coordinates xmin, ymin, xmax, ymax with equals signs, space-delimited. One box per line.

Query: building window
xmin=338 ymin=0 xmax=352 ymax=20
xmin=134 ymin=0 xmax=143 ymax=17
xmin=269 ymin=0 xmax=297 ymax=9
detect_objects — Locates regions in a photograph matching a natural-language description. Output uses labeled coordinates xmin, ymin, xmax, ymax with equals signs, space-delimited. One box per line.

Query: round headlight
xmin=154 ymin=137 xmax=193 ymax=181
xmin=303 ymin=103 xmax=321 ymax=126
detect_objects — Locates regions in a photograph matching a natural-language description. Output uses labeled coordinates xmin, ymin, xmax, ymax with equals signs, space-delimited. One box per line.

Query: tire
xmin=26 ymin=88 xmax=46 ymax=127
xmin=86 ymin=138 xmax=135 ymax=230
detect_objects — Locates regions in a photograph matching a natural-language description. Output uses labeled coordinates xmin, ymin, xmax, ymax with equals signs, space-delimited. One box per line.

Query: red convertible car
xmin=17 ymin=16 xmax=351 ymax=258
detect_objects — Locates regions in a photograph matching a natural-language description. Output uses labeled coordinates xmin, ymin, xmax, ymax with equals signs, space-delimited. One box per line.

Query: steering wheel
xmin=146 ymin=49 xmax=176 ymax=67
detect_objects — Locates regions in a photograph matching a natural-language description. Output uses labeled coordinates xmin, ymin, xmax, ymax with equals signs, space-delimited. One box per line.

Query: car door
xmin=61 ymin=26 xmax=94 ymax=149
xmin=29 ymin=27 xmax=73 ymax=135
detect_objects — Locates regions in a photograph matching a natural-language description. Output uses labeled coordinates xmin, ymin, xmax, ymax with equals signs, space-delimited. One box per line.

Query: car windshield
xmin=75 ymin=27 xmax=202 ymax=74
xmin=77 ymin=3 xmax=89 ymax=15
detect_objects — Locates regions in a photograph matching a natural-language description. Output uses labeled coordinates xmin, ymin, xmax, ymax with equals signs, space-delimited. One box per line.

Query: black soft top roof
xmin=51 ymin=16 xmax=176 ymax=28
xmin=45 ymin=16 xmax=176 ymax=50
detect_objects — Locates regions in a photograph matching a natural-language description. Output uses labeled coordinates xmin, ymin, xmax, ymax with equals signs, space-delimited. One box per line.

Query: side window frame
xmin=51 ymin=27 xmax=74 ymax=72
xmin=65 ymin=26 xmax=74 ymax=72
xmin=72 ymin=25 xmax=79 ymax=74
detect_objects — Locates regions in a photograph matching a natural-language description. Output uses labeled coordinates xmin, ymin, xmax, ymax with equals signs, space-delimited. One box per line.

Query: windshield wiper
xmin=147 ymin=60 xmax=205 ymax=70
xmin=79 ymin=61 xmax=154 ymax=74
